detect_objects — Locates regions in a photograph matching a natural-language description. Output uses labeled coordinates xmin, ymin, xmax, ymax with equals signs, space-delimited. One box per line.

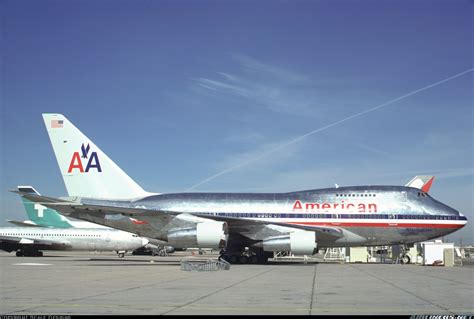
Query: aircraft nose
xmin=460 ymin=212 xmax=468 ymax=226
xmin=141 ymin=237 xmax=149 ymax=246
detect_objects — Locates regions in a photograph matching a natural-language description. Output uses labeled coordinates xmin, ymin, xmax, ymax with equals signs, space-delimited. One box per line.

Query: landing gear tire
xmin=401 ymin=254 xmax=411 ymax=264
xmin=258 ymin=254 xmax=269 ymax=264
xmin=118 ymin=253 xmax=125 ymax=258
xmin=238 ymin=255 xmax=248 ymax=264
xmin=229 ymin=255 xmax=239 ymax=264
xmin=248 ymin=255 xmax=259 ymax=264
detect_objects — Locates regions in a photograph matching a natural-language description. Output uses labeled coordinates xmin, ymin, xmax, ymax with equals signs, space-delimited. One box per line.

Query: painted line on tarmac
xmin=349 ymin=264 xmax=455 ymax=315
xmin=161 ymin=268 xmax=275 ymax=315
xmin=309 ymin=264 xmax=318 ymax=315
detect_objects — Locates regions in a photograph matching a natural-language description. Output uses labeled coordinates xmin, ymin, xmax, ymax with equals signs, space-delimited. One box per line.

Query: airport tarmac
xmin=0 ymin=251 xmax=473 ymax=315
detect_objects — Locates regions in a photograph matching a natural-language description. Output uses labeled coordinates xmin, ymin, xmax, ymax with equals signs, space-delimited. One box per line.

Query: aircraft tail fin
xmin=42 ymin=114 xmax=150 ymax=199
xmin=18 ymin=186 xmax=74 ymax=228
xmin=405 ymin=175 xmax=435 ymax=193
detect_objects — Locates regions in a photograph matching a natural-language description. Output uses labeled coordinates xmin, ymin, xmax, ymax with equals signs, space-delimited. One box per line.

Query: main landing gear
xmin=15 ymin=249 xmax=43 ymax=257
xmin=219 ymin=248 xmax=272 ymax=264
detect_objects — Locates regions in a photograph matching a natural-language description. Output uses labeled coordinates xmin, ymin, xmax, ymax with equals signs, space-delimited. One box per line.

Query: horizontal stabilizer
xmin=17 ymin=186 xmax=40 ymax=195
xmin=405 ymin=175 xmax=435 ymax=193
xmin=7 ymin=220 xmax=42 ymax=227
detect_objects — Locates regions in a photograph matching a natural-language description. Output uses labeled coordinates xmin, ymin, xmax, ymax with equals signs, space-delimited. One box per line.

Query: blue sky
xmin=1 ymin=0 xmax=473 ymax=243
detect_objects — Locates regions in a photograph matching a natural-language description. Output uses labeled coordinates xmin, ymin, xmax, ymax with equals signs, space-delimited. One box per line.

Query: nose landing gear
xmin=400 ymin=253 xmax=411 ymax=264
xmin=399 ymin=244 xmax=412 ymax=264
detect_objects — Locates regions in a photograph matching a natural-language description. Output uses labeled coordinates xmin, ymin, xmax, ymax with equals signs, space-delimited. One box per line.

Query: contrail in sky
xmin=187 ymin=68 xmax=474 ymax=191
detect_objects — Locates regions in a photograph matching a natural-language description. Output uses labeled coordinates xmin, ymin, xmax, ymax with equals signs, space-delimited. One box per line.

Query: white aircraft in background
xmin=0 ymin=226 xmax=148 ymax=257
xmin=7 ymin=186 xmax=174 ymax=256
xmin=1 ymin=187 xmax=149 ymax=257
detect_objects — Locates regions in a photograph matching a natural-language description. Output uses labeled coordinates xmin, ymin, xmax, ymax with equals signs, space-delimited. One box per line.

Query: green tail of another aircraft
xmin=18 ymin=186 xmax=73 ymax=228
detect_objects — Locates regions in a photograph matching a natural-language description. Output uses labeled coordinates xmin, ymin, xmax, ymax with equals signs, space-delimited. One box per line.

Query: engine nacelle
xmin=262 ymin=231 xmax=317 ymax=255
xmin=167 ymin=221 xmax=228 ymax=249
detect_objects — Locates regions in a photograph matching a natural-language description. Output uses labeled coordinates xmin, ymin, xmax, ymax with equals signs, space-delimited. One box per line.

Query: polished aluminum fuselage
xmin=81 ymin=185 xmax=467 ymax=247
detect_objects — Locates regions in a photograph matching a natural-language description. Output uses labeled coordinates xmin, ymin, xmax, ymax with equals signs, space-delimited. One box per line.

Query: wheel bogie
xmin=219 ymin=249 xmax=269 ymax=264
xmin=238 ymin=255 xmax=248 ymax=264
xmin=16 ymin=250 xmax=43 ymax=257
xmin=228 ymin=254 xmax=239 ymax=264
xmin=249 ymin=255 xmax=259 ymax=264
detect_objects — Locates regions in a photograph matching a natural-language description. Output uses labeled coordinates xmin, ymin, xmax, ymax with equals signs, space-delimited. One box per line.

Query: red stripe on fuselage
xmin=287 ymin=222 xmax=465 ymax=229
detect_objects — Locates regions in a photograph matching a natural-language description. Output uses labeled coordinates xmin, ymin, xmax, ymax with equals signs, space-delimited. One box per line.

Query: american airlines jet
xmin=16 ymin=114 xmax=468 ymax=264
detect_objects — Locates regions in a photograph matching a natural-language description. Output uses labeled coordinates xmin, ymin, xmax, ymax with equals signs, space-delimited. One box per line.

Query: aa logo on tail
xmin=67 ymin=143 xmax=102 ymax=173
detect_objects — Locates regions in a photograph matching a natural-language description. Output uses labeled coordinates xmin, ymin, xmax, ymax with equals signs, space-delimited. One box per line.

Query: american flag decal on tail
xmin=51 ymin=120 xmax=63 ymax=128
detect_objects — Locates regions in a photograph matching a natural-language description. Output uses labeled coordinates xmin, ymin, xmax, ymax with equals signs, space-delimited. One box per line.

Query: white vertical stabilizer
xmin=42 ymin=113 xmax=150 ymax=200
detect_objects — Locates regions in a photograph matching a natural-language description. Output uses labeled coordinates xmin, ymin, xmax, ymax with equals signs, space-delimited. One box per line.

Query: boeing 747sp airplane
xmin=15 ymin=114 xmax=468 ymax=264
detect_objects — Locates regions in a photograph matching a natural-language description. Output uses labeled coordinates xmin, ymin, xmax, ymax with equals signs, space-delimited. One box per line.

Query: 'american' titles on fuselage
xmin=292 ymin=198 xmax=377 ymax=213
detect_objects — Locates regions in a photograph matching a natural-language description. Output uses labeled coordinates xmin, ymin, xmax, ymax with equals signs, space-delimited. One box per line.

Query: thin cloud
xmin=188 ymin=68 xmax=474 ymax=190
xmin=191 ymin=139 xmax=306 ymax=191
xmin=197 ymin=78 xmax=250 ymax=97
xmin=193 ymin=54 xmax=322 ymax=116
xmin=222 ymin=131 xmax=267 ymax=144
xmin=231 ymin=53 xmax=309 ymax=82
xmin=354 ymin=143 xmax=392 ymax=157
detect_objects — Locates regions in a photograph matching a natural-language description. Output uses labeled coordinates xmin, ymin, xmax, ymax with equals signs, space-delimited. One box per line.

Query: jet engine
xmin=262 ymin=231 xmax=317 ymax=255
xmin=167 ymin=221 xmax=228 ymax=249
